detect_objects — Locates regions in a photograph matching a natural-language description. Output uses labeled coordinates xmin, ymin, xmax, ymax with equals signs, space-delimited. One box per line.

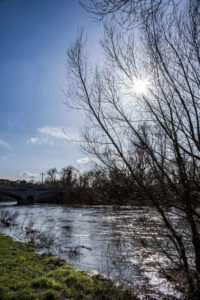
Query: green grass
xmin=0 ymin=234 xmax=136 ymax=300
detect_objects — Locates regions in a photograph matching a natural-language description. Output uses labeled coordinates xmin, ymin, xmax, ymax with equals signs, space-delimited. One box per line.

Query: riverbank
xmin=0 ymin=234 xmax=135 ymax=300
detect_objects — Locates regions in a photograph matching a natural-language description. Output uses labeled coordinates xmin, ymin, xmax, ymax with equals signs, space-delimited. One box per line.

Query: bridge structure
xmin=0 ymin=187 xmax=65 ymax=205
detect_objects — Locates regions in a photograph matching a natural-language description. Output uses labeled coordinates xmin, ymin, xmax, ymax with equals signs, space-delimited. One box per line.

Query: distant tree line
xmin=1 ymin=164 xmax=174 ymax=205
xmin=40 ymin=166 xmax=148 ymax=205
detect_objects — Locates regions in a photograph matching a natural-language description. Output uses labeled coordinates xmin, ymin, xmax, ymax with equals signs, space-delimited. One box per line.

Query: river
xmin=0 ymin=202 xmax=181 ymax=299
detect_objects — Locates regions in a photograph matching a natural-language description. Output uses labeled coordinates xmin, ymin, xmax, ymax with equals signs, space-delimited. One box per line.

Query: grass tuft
xmin=0 ymin=234 xmax=136 ymax=300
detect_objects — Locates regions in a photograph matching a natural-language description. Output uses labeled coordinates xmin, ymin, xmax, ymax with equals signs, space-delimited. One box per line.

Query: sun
xmin=132 ymin=78 xmax=149 ymax=95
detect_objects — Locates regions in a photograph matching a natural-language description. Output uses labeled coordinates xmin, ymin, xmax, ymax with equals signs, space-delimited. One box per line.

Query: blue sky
xmin=0 ymin=0 xmax=101 ymax=180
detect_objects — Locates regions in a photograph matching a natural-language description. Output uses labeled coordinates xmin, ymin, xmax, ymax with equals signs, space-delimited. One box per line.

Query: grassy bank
xmin=0 ymin=234 xmax=135 ymax=300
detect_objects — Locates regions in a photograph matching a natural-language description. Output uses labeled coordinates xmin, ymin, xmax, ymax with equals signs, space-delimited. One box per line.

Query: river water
xmin=0 ymin=202 xmax=181 ymax=299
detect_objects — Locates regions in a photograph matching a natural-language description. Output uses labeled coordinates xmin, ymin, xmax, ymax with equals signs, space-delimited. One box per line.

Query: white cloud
xmin=77 ymin=156 xmax=98 ymax=165
xmin=0 ymin=138 xmax=11 ymax=151
xmin=28 ymin=137 xmax=40 ymax=144
xmin=38 ymin=127 xmax=67 ymax=139
xmin=27 ymin=126 xmax=81 ymax=145
xmin=27 ymin=136 xmax=55 ymax=146
xmin=19 ymin=171 xmax=40 ymax=181
xmin=77 ymin=157 xmax=92 ymax=165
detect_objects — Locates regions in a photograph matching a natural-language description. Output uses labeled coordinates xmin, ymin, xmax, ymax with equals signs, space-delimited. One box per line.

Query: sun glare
xmin=132 ymin=78 xmax=149 ymax=95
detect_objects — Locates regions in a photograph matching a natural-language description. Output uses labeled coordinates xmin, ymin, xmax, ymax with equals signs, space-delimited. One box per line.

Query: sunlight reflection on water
xmin=0 ymin=202 xmax=182 ymax=299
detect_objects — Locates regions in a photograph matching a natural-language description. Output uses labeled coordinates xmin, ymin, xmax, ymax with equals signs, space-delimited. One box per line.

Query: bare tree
xmin=46 ymin=168 xmax=57 ymax=185
xmin=67 ymin=0 xmax=200 ymax=297
xmin=60 ymin=166 xmax=78 ymax=188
